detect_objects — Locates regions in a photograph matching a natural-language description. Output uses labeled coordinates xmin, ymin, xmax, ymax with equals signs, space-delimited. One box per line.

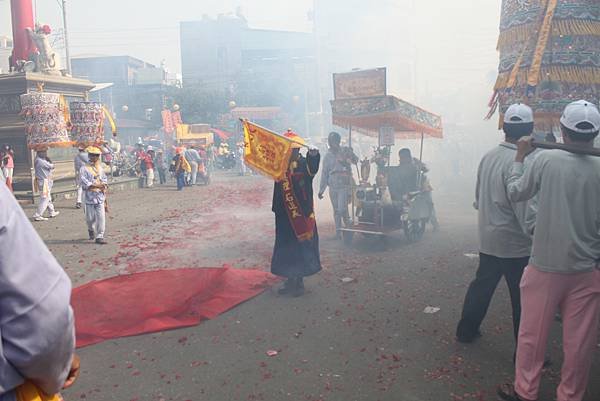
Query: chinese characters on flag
xmin=242 ymin=120 xmax=294 ymax=181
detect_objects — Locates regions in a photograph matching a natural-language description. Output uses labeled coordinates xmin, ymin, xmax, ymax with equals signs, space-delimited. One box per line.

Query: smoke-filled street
xmin=20 ymin=173 xmax=596 ymax=401
xmin=2 ymin=0 xmax=600 ymax=400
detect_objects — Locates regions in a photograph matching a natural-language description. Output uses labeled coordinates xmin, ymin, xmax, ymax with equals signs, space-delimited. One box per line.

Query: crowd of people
xmin=454 ymin=101 xmax=600 ymax=401
xmin=268 ymin=100 xmax=600 ymax=401
xmin=28 ymin=140 xmax=221 ymax=247
xmin=0 ymin=100 xmax=598 ymax=400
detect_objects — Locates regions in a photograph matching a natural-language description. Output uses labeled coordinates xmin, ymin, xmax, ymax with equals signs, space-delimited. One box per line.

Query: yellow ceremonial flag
xmin=242 ymin=120 xmax=294 ymax=181
xmin=176 ymin=124 xmax=190 ymax=140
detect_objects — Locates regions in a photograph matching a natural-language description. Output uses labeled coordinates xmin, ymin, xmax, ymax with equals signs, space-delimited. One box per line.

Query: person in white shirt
xmin=80 ymin=146 xmax=108 ymax=245
xmin=32 ymin=149 xmax=60 ymax=222
xmin=456 ymin=104 xmax=537 ymax=344
xmin=498 ymin=100 xmax=600 ymax=401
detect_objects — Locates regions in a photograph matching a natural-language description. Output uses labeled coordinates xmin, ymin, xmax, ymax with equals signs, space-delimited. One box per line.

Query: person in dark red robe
xmin=271 ymin=132 xmax=321 ymax=297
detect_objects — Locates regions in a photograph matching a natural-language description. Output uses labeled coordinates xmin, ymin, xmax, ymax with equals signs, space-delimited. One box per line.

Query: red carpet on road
xmin=72 ymin=267 xmax=280 ymax=348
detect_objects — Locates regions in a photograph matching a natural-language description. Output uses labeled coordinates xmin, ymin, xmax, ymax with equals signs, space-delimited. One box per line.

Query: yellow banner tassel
xmin=102 ymin=106 xmax=117 ymax=137
xmin=495 ymin=66 xmax=600 ymax=89
xmin=528 ymin=0 xmax=558 ymax=87
xmin=497 ymin=19 xmax=600 ymax=51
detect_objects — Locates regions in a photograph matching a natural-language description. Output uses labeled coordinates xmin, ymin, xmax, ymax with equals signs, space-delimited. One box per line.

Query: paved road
xmin=27 ymin=173 xmax=599 ymax=401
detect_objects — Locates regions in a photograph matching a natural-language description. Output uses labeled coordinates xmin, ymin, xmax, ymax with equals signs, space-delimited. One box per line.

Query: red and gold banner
xmin=162 ymin=109 xmax=174 ymax=134
xmin=171 ymin=110 xmax=183 ymax=126
xmin=242 ymin=120 xmax=293 ymax=181
xmin=281 ymin=172 xmax=315 ymax=242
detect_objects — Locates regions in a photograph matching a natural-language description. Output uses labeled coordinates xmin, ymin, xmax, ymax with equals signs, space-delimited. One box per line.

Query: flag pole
xmin=240 ymin=119 xmax=311 ymax=149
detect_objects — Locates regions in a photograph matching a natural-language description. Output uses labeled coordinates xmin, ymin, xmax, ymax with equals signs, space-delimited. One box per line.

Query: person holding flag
xmin=241 ymin=120 xmax=321 ymax=297
xmin=271 ymin=131 xmax=321 ymax=297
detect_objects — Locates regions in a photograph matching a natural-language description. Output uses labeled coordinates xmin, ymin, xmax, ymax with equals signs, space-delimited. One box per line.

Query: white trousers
xmin=146 ymin=168 xmax=155 ymax=187
xmin=76 ymin=186 xmax=84 ymax=203
xmin=75 ymin=176 xmax=83 ymax=203
xmin=35 ymin=179 xmax=55 ymax=217
xmin=85 ymin=203 xmax=106 ymax=239
xmin=189 ymin=162 xmax=198 ymax=185
xmin=2 ymin=167 xmax=13 ymax=181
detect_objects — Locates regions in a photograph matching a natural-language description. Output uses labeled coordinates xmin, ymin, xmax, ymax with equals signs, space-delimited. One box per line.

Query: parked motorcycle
xmin=216 ymin=153 xmax=236 ymax=170
xmin=400 ymin=191 xmax=431 ymax=242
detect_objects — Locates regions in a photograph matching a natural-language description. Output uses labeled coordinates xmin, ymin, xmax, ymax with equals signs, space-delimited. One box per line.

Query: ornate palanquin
xmin=490 ymin=0 xmax=600 ymax=132
xmin=331 ymin=96 xmax=443 ymax=139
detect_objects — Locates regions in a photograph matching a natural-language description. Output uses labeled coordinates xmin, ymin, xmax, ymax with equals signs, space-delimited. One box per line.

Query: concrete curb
xmin=15 ymin=178 xmax=141 ymax=204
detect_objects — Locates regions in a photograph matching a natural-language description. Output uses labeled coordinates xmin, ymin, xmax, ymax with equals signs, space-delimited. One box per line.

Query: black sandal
xmin=497 ymin=384 xmax=530 ymax=401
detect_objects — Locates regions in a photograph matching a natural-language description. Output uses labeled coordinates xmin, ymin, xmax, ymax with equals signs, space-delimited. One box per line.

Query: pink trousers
xmin=515 ymin=266 xmax=600 ymax=401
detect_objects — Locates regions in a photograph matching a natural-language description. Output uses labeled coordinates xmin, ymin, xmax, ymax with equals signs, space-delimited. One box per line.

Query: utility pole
xmin=60 ymin=0 xmax=71 ymax=74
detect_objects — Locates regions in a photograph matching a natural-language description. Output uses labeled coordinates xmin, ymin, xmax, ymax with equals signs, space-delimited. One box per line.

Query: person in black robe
xmin=271 ymin=137 xmax=321 ymax=297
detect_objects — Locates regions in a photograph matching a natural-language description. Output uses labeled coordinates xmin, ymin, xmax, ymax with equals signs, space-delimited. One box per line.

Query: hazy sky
xmin=1 ymin=0 xmax=502 ymax=128
xmin=1 ymin=0 xmax=314 ymax=72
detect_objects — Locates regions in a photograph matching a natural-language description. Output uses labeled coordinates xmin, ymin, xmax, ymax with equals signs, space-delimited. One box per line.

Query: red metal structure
xmin=9 ymin=0 xmax=35 ymax=69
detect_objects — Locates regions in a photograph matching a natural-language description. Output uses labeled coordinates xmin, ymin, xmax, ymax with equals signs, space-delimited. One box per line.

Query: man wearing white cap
xmin=80 ymin=146 xmax=108 ymax=245
xmin=456 ymin=103 xmax=537 ymax=345
xmin=498 ymin=100 xmax=600 ymax=401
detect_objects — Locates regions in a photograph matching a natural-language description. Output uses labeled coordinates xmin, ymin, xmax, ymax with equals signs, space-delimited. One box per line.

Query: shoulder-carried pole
xmin=532 ymin=141 xmax=600 ymax=157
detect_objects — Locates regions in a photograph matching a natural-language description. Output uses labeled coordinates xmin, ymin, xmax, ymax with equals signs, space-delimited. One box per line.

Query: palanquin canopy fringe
xmin=489 ymin=0 xmax=600 ymax=133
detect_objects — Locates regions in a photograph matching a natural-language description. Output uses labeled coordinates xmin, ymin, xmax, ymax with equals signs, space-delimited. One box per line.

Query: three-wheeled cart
xmin=330 ymin=94 xmax=443 ymax=246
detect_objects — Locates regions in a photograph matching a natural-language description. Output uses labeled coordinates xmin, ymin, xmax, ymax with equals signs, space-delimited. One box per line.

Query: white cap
xmin=147 ymin=145 xmax=154 ymax=151
xmin=504 ymin=103 xmax=534 ymax=124
xmin=560 ymin=100 xmax=600 ymax=134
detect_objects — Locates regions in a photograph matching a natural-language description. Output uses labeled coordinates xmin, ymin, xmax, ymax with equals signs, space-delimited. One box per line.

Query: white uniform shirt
xmin=34 ymin=157 xmax=53 ymax=181
xmin=507 ymin=149 xmax=600 ymax=273
xmin=319 ymin=148 xmax=356 ymax=193
xmin=476 ymin=143 xmax=537 ymax=258
xmin=80 ymin=164 xmax=108 ymax=205
xmin=0 ymin=182 xmax=75 ymax=400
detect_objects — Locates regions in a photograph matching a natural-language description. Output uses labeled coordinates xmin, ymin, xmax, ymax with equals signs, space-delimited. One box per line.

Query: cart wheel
xmin=373 ymin=235 xmax=389 ymax=251
xmin=403 ymin=222 xmax=413 ymax=242
xmin=342 ymin=230 xmax=354 ymax=247
xmin=405 ymin=220 xmax=425 ymax=243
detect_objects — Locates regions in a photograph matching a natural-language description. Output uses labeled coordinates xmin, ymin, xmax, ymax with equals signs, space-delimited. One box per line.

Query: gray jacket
xmin=475 ymin=143 xmax=537 ymax=258
xmin=507 ymin=150 xmax=600 ymax=273
xmin=0 ymin=182 xmax=75 ymax=400
xmin=319 ymin=148 xmax=357 ymax=193
xmin=34 ymin=157 xmax=54 ymax=181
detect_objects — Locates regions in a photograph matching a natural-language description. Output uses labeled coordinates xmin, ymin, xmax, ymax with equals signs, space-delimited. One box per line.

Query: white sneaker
xmin=49 ymin=211 xmax=60 ymax=218
xmin=33 ymin=215 xmax=48 ymax=221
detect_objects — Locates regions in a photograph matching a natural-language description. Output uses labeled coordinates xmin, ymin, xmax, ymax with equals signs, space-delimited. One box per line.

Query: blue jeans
xmin=176 ymin=172 xmax=185 ymax=190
